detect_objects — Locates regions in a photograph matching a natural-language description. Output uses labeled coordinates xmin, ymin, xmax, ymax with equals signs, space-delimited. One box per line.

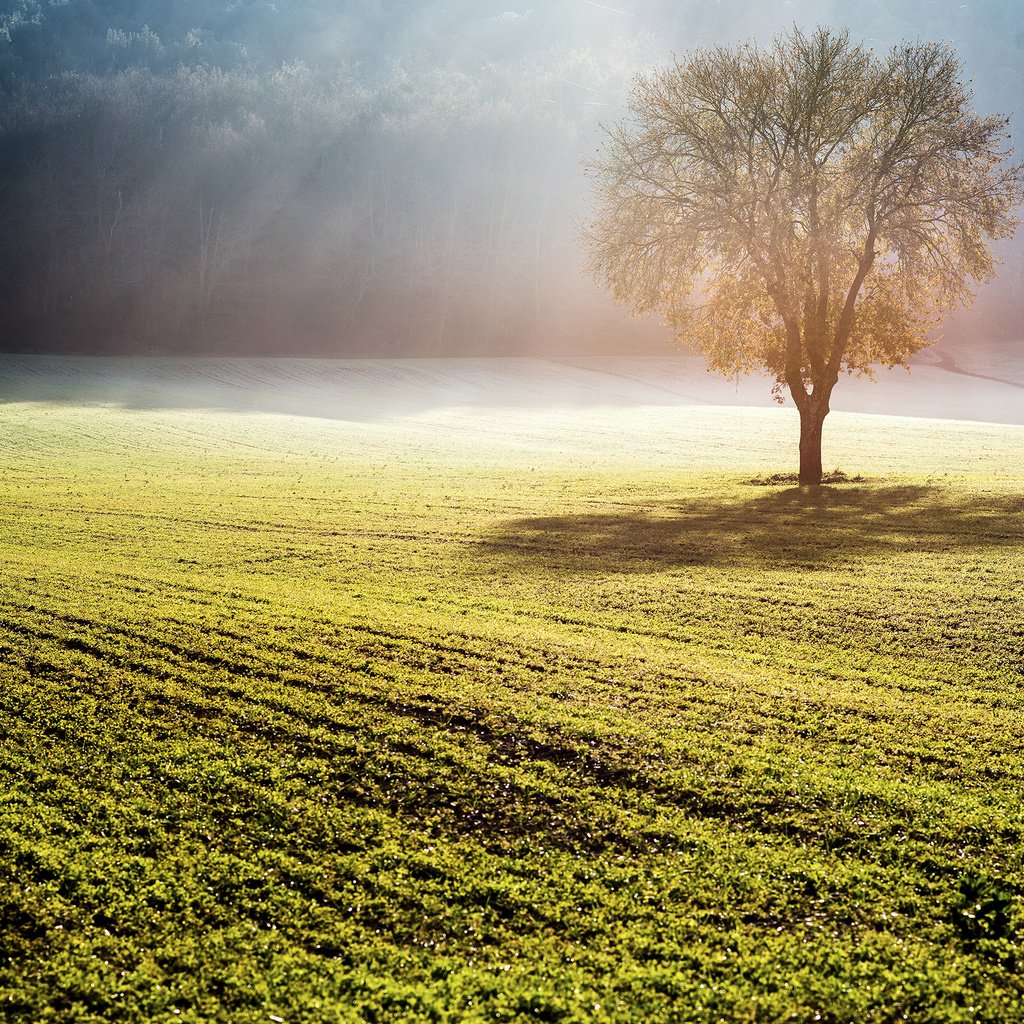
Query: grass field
xmin=1 ymin=357 xmax=1024 ymax=1023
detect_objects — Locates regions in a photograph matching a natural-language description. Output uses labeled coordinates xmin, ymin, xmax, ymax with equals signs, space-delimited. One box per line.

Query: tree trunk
xmin=798 ymin=399 xmax=829 ymax=485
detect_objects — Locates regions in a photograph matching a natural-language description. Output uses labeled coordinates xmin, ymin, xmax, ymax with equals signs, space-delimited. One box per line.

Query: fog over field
xmin=0 ymin=0 xmax=1022 ymax=360
xmin=3 ymin=340 xmax=1023 ymax=420
xmin=1 ymin=355 xmax=1022 ymax=486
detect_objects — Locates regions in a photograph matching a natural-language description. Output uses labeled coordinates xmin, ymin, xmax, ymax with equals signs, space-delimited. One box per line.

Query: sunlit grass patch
xmin=1 ymin=392 xmax=1022 ymax=1022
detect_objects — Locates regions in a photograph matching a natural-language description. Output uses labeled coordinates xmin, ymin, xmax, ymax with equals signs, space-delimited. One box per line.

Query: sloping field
xmin=1 ymin=349 xmax=1023 ymax=426
xmin=1 ymin=356 xmax=1023 ymax=1023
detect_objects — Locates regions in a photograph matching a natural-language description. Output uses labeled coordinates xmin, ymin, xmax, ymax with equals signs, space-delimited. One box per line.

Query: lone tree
xmin=585 ymin=27 xmax=1023 ymax=484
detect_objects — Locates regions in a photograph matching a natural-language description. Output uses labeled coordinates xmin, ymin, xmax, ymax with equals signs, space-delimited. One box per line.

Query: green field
xmin=2 ymin=369 xmax=1024 ymax=1023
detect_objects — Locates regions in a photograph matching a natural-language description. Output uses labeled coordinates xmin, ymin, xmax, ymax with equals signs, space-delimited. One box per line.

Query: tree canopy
xmin=585 ymin=27 xmax=1024 ymax=483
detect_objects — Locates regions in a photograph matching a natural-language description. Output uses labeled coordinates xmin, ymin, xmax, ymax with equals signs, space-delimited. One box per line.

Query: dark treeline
xmin=0 ymin=61 xmax=608 ymax=355
xmin=1 ymin=0 xmax=1021 ymax=356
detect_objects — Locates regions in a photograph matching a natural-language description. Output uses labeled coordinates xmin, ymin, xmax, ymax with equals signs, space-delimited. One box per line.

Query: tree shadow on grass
xmin=479 ymin=485 xmax=1024 ymax=572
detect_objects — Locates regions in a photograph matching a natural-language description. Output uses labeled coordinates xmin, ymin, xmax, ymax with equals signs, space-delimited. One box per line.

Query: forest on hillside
xmin=1 ymin=0 xmax=1022 ymax=356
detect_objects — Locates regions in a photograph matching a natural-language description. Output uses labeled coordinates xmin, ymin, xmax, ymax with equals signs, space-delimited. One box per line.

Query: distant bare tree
xmin=585 ymin=27 xmax=1024 ymax=483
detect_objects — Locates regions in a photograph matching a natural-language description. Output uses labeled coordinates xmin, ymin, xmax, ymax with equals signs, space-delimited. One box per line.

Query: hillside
xmin=1 ymin=356 xmax=1023 ymax=1021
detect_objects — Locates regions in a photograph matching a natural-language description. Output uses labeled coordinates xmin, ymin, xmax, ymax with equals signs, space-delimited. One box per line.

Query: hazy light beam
xmin=557 ymin=76 xmax=602 ymax=94
xmin=578 ymin=0 xmax=635 ymax=15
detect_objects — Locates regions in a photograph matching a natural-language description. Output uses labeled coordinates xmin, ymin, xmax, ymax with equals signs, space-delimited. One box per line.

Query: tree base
xmin=747 ymin=471 xmax=866 ymax=486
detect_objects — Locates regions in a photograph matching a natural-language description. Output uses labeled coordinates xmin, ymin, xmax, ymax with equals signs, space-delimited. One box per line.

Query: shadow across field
xmin=480 ymin=485 xmax=1024 ymax=571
